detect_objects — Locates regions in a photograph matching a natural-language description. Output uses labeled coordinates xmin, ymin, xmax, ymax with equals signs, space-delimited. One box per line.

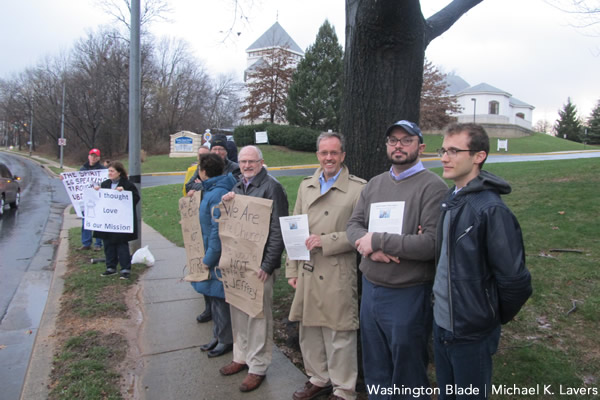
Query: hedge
xmin=233 ymin=123 xmax=322 ymax=152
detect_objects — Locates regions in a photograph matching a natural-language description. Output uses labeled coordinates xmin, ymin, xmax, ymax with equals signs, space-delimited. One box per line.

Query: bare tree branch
xmin=94 ymin=0 xmax=173 ymax=32
xmin=425 ymin=0 xmax=484 ymax=46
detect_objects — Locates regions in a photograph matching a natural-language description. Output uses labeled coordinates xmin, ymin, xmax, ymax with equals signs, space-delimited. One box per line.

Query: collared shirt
xmin=389 ymin=161 xmax=425 ymax=181
xmin=242 ymin=175 xmax=256 ymax=190
xmin=319 ymin=167 xmax=343 ymax=195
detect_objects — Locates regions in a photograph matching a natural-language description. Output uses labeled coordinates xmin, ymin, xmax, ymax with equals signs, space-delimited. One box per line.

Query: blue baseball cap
xmin=385 ymin=120 xmax=423 ymax=143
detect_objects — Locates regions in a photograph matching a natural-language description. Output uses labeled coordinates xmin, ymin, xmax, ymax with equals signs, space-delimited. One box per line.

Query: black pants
xmin=211 ymin=296 xmax=233 ymax=345
xmin=104 ymin=242 xmax=131 ymax=272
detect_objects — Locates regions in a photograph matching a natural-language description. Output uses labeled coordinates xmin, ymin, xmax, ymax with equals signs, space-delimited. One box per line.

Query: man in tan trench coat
xmin=286 ymin=132 xmax=366 ymax=400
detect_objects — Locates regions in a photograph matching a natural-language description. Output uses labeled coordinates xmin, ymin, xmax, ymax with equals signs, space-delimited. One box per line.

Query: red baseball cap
xmin=89 ymin=148 xmax=101 ymax=156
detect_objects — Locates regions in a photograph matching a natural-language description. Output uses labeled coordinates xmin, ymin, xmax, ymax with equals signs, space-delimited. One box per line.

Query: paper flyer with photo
xmin=280 ymin=214 xmax=310 ymax=261
xmin=368 ymin=201 xmax=405 ymax=235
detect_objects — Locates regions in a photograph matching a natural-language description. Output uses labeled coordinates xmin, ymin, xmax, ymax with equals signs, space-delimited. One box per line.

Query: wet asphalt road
xmin=0 ymin=152 xmax=70 ymax=400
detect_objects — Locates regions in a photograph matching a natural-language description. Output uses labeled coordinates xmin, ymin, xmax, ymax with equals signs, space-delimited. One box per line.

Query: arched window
xmin=516 ymin=112 xmax=525 ymax=119
xmin=489 ymin=101 xmax=499 ymax=115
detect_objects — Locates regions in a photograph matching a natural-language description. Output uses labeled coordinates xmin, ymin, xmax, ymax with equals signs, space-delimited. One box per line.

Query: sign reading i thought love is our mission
xmin=82 ymin=188 xmax=134 ymax=233
xmin=61 ymin=170 xmax=109 ymax=218
xmin=217 ymin=194 xmax=272 ymax=318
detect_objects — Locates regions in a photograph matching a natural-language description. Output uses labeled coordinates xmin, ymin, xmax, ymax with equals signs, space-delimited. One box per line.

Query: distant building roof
xmin=458 ymin=82 xmax=511 ymax=97
xmin=510 ymin=97 xmax=534 ymax=109
xmin=246 ymin=22 xmax=304 ymax=55
xmin=445 ymin=74 xmax=470 ymax=95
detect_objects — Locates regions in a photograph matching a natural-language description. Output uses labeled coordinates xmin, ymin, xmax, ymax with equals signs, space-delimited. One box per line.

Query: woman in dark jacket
xmin=190 ymin=153 xmax=237 ymax=358
xmin=93 ymin=161 xmax=140 ymax=279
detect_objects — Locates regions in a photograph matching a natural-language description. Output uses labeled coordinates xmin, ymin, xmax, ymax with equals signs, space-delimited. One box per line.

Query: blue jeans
xmin=81 ymin=220 xmax=102 ymax=247
xmin=104 ymin=242 xmax=131 ymax=272
xmin=360 ymin=277 xmax=433 ymax=400
xmin=433 ymin=322 xmax=501 ymax=400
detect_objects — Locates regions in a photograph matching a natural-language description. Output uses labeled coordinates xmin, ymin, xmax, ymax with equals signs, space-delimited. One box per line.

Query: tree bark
xmin=342 ymin=0 xmax=483 ymax=180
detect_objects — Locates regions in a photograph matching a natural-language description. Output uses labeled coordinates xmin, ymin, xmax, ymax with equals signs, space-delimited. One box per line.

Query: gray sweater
xmin=346 ymin=169 xmax=447 ymax=288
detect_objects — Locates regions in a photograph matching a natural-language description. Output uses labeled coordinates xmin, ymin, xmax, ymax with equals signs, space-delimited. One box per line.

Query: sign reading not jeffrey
xmin=217 ymin=194 xmax=273 ymax=318
xmin=179 ymin=192 xmax=209 ymax=282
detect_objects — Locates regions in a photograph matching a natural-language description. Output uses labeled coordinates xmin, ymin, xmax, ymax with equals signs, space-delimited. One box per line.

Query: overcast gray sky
xmin=1 ymin=0 xmax=598 ymax=125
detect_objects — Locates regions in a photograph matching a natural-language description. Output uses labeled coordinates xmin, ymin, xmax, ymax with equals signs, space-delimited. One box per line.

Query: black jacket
xmin=232 ymin=167 xmax=288 ymax=275
xmin=93 ymin=178 xmax=140 ymax=243
xmin=435 ymin=170 xmax=532 ymax=339
xmin=80 ymin=161 xmax=107 ymax=171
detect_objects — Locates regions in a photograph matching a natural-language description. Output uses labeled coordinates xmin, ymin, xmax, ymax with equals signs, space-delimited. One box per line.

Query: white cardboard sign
xmin=82 ymin=188 xmax=134 ymax=233
xmin=61 ymin=170 xmax=109 ymax=217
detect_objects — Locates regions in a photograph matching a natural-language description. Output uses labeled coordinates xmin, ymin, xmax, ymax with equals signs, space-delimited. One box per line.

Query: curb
xmin=20 ymin=208 xmax=75 ymax=400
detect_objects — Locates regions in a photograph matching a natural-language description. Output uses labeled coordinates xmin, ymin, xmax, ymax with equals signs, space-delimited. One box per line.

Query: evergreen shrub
xmin=233 ymin=124 xmax=321 ymax=152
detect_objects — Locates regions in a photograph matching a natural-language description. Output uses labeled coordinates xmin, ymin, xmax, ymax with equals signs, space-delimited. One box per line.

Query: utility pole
xmin=60 ymin=83 xmax=65 ymax=169
xmin=129 ymin=0 xmax=142 ymax=251
xmin=29 ymin=106 xmax=33 ymax=156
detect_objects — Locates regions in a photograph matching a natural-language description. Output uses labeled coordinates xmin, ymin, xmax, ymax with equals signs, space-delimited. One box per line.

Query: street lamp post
xmin=29 ymin=107 xmax=33 ymax=156
xmin=471 ymin=98 xmax=477 ymax=123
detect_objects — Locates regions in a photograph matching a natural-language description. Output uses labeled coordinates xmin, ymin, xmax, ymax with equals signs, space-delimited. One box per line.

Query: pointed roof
xmin=458 ymin=83 xmax=511 ymax=97
xmin=445 ymin=74 xmax=470 ymax=95
xmin=246 ymin=22 xmax=304 ymax=55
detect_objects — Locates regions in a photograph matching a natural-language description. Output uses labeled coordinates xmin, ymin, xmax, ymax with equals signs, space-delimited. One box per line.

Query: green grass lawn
xmin=422 ymin=132 xmax=598 ymax=155
xmin=131 ymin=134 xmax=598 ymax=173
xmin=142 ymin=158 xmax=600 ymax=398
xmin=119 ymin=145 xmax=320 ymax=173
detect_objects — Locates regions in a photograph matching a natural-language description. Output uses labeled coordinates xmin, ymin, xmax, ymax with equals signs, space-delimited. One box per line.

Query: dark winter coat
xmin=434 ymin=170 xmax=532 ymax=340
xmin=80 ymin=161 xmax=107 ymax=171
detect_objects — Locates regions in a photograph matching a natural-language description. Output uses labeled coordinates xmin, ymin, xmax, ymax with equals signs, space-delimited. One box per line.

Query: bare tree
xmin=545 ymin=1 xmax=600 ymax=32
xmin=143 ymin=37 xmax=214 ymax=151
xmin=533 ymin=119 xmax=552 ymax=134
xmin=208 ymin=74 xmax=242 ymax=129
xmin=342 ymin=0 xmax=483 ymax=179
xmin=94 ymin=0 xmax=172 ymax=32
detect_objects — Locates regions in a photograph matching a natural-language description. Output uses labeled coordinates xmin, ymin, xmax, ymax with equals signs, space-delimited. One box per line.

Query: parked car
xmin=0 ymin=162 xmax=21 ymax=216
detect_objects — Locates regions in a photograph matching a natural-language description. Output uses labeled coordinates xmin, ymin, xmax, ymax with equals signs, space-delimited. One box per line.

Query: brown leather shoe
xmin=219 ymin=361 xmax=248 ymax=376
xmin=293 ymin=381 xmax=333 ymax=400
xmin=239 ymin=373 xmax=265 ymax=392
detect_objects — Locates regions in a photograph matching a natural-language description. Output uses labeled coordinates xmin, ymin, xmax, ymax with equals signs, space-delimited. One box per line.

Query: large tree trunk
xmin=342 ymin=0 xmax=483 ymax=180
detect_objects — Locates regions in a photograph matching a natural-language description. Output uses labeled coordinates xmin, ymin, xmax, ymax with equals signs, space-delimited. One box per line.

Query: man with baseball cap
xmin=80 ymin=148 xmax=107 ymax=250
xmin=346 ymin=120 xmax=447 ymax=398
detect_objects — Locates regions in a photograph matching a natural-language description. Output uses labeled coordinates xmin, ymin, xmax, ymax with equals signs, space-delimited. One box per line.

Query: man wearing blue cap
xmin=347 ymin=120 xmax=447 ymax=399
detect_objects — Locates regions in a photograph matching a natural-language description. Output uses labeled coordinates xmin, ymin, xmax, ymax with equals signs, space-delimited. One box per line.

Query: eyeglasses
xmin=386 ymin=136 xmax=416 ymax=146
xmin=239 ymin=159 xmax=261 ymax=165
xmin=437 ymin=148 xmax=475 ymax=157
xmin=316 ymin=151 xmax=342 ymax=157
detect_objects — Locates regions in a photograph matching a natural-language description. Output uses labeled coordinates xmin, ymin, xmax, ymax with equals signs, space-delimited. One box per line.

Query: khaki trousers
xmin=299 ymin=325 xmax=358 ymax=400
xmin=230 ymin=272 xmax=274 ymax=375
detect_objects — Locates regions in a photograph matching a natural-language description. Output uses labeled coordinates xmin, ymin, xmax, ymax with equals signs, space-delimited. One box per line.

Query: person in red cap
xmin=80 ymin=148 xmax=107 ymax=250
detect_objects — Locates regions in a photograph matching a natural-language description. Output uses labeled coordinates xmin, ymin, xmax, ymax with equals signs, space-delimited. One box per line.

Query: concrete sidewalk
xmin=22 ymin=210 xmax=306 ymax=400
